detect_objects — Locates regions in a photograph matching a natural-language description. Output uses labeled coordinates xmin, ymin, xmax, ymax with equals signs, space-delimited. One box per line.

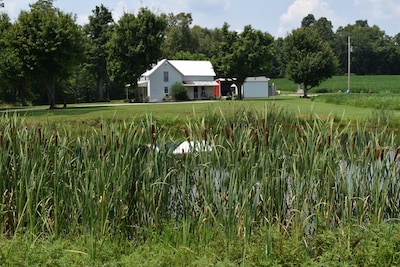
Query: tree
xmin=84 ymin=5 xmax=114 ymax=101
xmin=335 ymin=21 xmax=388 ymax=75
xmin=301 ymin=14 xmax=316 ymax=28
xmin=162 ymin=12 xmax=198 ymax=58
xmin=214 ymin=24 xmax=274 ymax=99
xmin=284 ymin=27 xmax=337 ymax=98
xmin=212 ymin=22 xmax=237 ymax=77
xmin=107 ymin=8 xmax=167 ymax=89
xmin=269 ymin=37 xmax=286 ymax=78
xmin=0 ymin=13 xmax=24 ymax=104
xmin=11 ymin=0 xmax=83 ymax=108
xmin=301 ymin=14 xmax=335 ymax=49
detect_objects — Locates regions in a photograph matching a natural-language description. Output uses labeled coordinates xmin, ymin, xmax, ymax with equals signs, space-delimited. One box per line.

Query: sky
xmin=2 ymin=0 xmax=400 ymax=38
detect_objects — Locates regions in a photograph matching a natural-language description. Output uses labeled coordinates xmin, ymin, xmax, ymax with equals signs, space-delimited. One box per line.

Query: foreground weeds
xmin=1 ymin=223 xmax=400 ymax=266
xmin=0 ymin=104 xmax=400 ymax=265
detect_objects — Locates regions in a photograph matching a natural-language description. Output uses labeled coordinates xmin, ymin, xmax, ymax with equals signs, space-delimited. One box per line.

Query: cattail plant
xmin=0 ymin=105 xmax=399 ymax=260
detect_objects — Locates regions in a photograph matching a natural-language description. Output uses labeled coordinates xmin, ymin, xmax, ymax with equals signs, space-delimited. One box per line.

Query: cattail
xmin=375 ymin=148 xmax=380 ymax=159
xmin=54 ymin=134 xmax=58 ymax=146
xmin=393 ymin=147 xmax=399 ymax=162
xmin=352 ymin=136 xmax=356 ymax=152
xmin=230 ymin=128 xmax=234 ymax=142
xmin=37 ymin=128 xmax=42 ymax=144
xmin=99 ymin=146 xmax=103 ymax=157
xmin=100 ymin=123 xmax=103 ymax=132
xmin=265 ymin=131 xmax=269 ymax=146
xmin=116 ymin=137 xmax=120 ymax=150
xmin=184 ymin=127 xmax=189 ymax=140
xmin=253 ymin=124 xmax=258 ymax=142
xmin=225 ymin=126 xmax=230 ymax=139
xmin=261 ymin=118 xmax=266 ymax=131
xmin=380 ymin=148 xmax=385 ymax=161
xmin=327 ymin=135 xmax=331 ymax=148
xmin=150 ymin=124 xmax=156 ymax=144
xmin=296 ymin=124 xmax=301 ymax=138
xmin=203 ymin=128 xmax=207 ymax=142
xmin=365 ymin=145 xmax=370 ymax=156
xmin=317 ymin=141 xmax=322 ymax=152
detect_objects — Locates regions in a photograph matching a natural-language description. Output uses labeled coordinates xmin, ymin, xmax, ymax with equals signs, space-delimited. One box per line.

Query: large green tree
xmin=214 ymin=24 xmax=274 ymax=99
xmin=84 ymin=5 xmax=114 ymax=101
xmin=335 ymin=20 xmax=388 ymax=75
xmin=284 ymin=27 xmax=337 ymax=98
xmin=162 ymin=12 xmax=198 ymax=58
xmin=11 ymin=0 xmax=83 ymax=108
xmin=0 ymin=13 xmax=24 ymax=104
xmin=269 ymin=37 xmax=286 ymax=78
xmin=107 ymin=8 xmax=167 ymax=87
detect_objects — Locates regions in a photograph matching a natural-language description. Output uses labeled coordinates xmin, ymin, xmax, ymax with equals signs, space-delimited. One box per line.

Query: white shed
xmin=242 ymin=76 xmax=271 ymax=98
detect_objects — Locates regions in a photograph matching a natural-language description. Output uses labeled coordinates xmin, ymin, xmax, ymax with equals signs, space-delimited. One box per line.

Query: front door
xmin=194 ymin=86 xmax=198 ymax=99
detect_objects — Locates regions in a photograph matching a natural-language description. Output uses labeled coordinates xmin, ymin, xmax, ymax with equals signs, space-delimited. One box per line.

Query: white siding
xmin=148 ymin=62 xmax=183 ymax=102
xmin=139 ymin=59 xmax=217 ymax=102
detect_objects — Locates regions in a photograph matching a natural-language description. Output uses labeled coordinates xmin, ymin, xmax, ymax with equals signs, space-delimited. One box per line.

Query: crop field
xmin=1 ymin=97 xmax=400 ymax=265
xmin=271 ymin=74 xmax=400 ymax=94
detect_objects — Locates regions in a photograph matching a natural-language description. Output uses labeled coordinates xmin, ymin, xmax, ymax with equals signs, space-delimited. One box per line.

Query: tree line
xmin=0 ymin=0 xmax=399 ymax=107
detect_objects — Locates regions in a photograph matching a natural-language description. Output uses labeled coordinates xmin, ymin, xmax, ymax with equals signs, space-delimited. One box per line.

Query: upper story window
xmin=163 ymin=71 xmax=169 ymax=82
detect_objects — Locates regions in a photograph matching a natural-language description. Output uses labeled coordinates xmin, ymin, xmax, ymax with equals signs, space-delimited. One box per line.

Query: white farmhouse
xmin=137 ymin=59 xmax=218 ymax=102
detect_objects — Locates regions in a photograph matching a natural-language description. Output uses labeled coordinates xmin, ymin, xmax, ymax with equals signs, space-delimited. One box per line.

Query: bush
xmin=171 ymin=82 xmax=189 ymax=101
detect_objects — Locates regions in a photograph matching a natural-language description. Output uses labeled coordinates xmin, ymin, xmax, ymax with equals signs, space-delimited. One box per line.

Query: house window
xmin=164 ymin=87 xmax=169 ymax=95
xmin=163 ymin=71 xmax=169 ymax=82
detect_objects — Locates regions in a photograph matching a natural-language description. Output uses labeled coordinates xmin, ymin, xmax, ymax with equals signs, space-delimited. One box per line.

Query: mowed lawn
xmin=4 ymin=74 xmax=400 ymax=126
xmin=6 ymin=96 xmax=400 ymax=126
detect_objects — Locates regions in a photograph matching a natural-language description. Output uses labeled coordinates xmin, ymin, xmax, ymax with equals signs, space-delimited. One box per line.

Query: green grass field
xmin=2 ymin=75 xmax=400 ymax=266
xmin=9 ymin=96 xmax=400 ymax=132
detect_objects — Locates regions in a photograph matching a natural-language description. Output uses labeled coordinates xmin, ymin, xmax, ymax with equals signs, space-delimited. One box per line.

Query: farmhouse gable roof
xmin=142 ymin=59 xmax=216 ymax=77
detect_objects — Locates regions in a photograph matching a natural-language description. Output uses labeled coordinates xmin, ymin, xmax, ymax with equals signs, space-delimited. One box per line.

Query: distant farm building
xmin=242 ymin=76 xmax=275 ymax=98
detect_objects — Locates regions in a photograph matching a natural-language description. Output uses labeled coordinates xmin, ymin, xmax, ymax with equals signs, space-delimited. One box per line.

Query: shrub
xmin=171 ymin=82 xmax=189 ymax=101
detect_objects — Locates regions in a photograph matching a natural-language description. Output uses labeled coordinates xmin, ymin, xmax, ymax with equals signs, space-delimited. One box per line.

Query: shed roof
xmin=244 ymin=76 xmax=270 ymax=82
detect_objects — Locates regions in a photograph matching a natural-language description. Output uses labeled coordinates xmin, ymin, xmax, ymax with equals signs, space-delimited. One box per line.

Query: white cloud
xmin=277 ymin=0 xmax=336 ymax=37
xmin=365 ymin=0 xmax=400 ymax=20
xmin=3 ymin=0 xmax=34 ymax=21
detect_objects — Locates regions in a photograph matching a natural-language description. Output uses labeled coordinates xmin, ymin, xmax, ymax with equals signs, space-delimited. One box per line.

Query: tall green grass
xmin=0 ymin=105 xmax=399 ymax=260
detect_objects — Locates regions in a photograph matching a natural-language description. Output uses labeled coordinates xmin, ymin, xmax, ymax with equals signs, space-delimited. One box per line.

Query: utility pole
xmin=347 ymin=36 xmax=351 ymax=94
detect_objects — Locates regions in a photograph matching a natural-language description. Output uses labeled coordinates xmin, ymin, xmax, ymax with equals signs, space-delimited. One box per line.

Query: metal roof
xmin=169 ymin=60 xmax=216 ymax=77
xmin=182 ymin=81 xmax=219 ymax=87
xmin=141 ymin=59 xmax=216 ymax=77
xmin=244 ymin=76 xmax=270 ymax=82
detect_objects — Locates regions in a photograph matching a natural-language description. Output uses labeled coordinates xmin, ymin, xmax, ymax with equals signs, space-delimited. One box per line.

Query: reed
xmin=0 ymin=105 xmax=398 ymax=259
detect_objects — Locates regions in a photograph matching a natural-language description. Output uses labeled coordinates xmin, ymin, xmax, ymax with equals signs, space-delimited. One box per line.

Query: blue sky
xmin=3 ymin=0 xmax=400 ymax=38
